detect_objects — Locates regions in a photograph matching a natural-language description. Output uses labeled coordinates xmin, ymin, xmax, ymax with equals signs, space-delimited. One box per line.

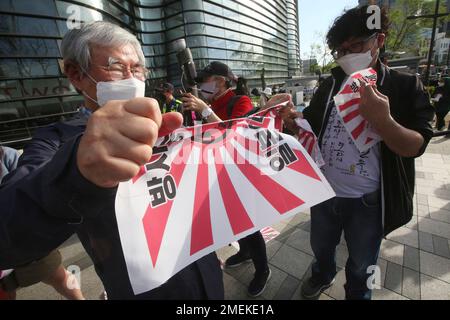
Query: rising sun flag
xmin=115 ymin=114 xmax=335 ymax=295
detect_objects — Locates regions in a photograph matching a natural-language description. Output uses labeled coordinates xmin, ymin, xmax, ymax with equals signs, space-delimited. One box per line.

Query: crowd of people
xmin=0 ymin=5 xmax=436 ymax=300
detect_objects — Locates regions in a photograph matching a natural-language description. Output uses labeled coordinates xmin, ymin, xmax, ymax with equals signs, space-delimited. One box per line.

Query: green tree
xmin=309 ymin=62 xmax=320 ymax=74
xmin=387 ymin=0 xmax=448 ymax=56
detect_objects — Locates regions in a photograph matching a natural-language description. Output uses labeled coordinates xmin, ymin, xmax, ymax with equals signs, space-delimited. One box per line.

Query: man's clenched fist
xmin=77 ymin=97 xmax=182 ymax=188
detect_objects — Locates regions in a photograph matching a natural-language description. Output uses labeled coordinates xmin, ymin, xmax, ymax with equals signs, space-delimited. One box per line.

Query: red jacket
xmin=211 ymin=90 xmax=253 ymax=121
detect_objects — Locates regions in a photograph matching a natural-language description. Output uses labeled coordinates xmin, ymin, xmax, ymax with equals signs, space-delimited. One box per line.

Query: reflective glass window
xmin=191 ymin=48 xmax=208 ymax=59
xmin=140 ymin=20 xmax=164 ymax=32
xmin=207 ymin=37 xmax=225 ymax=48
xmin=182 ymin=0 xmax=203 ymax=10
xmin=165 ymin=26 xmax=184 ymax=41
xmin=203 ymin=3 xmax=223 ymax=16
xmin=226 ymin=40 xmax=240 ymax=51
xmin=21 ymin=78 xmax=73 ymax=99
xmin=137 ymin=0 xmax=163 ymax=5
xmin=0 ymin=59 xmax=20 ymax=79
xmin=184 ymin=12 xmax=204 ymax=23
xmin=62 ymin=95 xmax=84 ymax=112
xmin=18 ymin=59 xmax=60 ymax=78
xmin=135 ymin=7 xmax=162 ymax=19
xmin=205 ymin=25 xmax=225 ymax=38
xmin=224 ymin=30 xmax=240 ymax=41
xmin=224 ymin=19 xmax=239 ymax=31
xmin=186 ymin=36 xmax=206 ymax=48
xmin=165 ymin=2 xmax=182 ymax=16
xmin=165 ymin=13 xmax=183 ymax=29
xmin=0 ymin=80 xmax=21 ymax=101
xmin=0 ymin=38 xmax=60 ymax=57
xmin=0 ymin=101 xmax=27 ymax=122
xmin=204 ymin=14 xmax=224 ymax=28
xmin=141 ymin=33 xmax=164 ymax=44
xmin=56 ymin=1 xmax=103 ymax=21
xmin=185 ymin=23 xmax=206 ymax=36
xmin=0 ymin=15 xmax=60 ymax=37
xmin=0 ymin=0 xmax=57 ymax=16
xmin=25 ymin=97 xmax=63 ymax=116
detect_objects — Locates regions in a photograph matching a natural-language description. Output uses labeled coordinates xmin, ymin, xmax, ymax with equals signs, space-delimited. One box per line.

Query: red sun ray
xmin=213 ymin=149 xmax=254 ymax=235
xmin=224 ymin=142 xmax=304 ymax=214
xmin=190 ymin=150 xmax=214 ymax=255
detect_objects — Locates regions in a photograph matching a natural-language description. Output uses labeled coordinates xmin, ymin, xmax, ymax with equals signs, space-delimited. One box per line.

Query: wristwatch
xmin=201 ymin=107 xmax=213 ymax=119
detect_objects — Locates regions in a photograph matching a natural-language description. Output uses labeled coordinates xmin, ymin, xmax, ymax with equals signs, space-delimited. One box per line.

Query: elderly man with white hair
xmin=0 ymin=21 xmax=224 ymax=300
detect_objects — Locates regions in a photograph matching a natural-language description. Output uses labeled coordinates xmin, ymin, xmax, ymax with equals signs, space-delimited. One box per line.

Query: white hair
xmin=61 ymin=21 xmax=145 ymax=71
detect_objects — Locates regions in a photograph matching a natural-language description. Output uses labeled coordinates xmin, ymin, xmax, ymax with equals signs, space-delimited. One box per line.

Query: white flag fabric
xmin=294 ymin=118 xmax=325 ymax=167
xmin=115 ymin=117 xmax=335 ymax=295
xmin=333 ymin=68 xmax=382 ymax=153
xmin=0 ymin=269 xmax=13 ymax=280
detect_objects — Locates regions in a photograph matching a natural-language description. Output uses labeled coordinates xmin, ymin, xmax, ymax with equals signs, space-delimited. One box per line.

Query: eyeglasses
xmin=331 ymin=33 xmax=378 ymax=60
xmin=93 ymin=62 xmax=150 ymax=81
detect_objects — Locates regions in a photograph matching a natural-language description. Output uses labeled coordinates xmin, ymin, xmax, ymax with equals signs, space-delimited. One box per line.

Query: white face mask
xmin=199 ymin=81 xmax=219 ymax=102
xmin=84 ymin=74 xmax=146 ymax=107
xmin=336 ymin=49 xmax=376 ymax=76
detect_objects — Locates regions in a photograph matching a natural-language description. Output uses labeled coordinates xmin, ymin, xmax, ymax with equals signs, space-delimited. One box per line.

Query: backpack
xmin=226 ymin=95 xmax=259 ymax=119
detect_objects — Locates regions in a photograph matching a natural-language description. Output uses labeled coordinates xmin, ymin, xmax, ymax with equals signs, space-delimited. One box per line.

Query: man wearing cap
xmin=259 ymin=87 xmax=272 ymax=109
xmin=157 ymin=83 xmax=183 ymax=114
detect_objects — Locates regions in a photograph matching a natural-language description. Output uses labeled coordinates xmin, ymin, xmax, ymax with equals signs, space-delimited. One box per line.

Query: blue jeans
xmin=310 ymin=190 xmax=383 ymax=300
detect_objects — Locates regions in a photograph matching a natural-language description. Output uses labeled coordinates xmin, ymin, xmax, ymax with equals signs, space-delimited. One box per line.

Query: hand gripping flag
xmin=294 ymin=118 xmax=325 ymax=167
xmin=115 ymin=117 xmax=335 ymax=295
xmin=250 ymin=103 xmax=287 ymax=131
xmin=333 ymin=68 xmax=382 ymax=153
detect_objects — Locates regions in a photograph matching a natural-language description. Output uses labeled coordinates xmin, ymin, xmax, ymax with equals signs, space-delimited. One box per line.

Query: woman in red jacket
xmin=182 ymin=61 xmax=271 ymax=297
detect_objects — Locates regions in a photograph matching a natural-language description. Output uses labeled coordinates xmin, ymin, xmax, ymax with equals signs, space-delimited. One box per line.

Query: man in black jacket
xmin=281 ymin=6 xmax=434 ymax=300
xmin=0 ymin=21 xmax=224 ymax=300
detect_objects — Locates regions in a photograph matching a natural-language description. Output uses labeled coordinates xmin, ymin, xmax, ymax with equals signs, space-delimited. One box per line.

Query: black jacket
xmin=304 ymin=62 xmax=435 ymax=236
xmin=0 ymin=113 xmax=224 ymax=300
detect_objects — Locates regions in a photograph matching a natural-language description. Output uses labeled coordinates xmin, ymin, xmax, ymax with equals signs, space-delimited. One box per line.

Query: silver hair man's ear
xmin=60 ymin=21 xmax=145 ymax=71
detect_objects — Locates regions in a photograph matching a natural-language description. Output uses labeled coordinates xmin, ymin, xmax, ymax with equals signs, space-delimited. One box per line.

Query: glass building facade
xmin=0 ymin=0 xmax=301 ymax=146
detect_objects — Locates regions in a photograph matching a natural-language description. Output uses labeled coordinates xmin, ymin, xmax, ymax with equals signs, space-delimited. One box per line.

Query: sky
xmin=298 ymin=0 xmax=359 ymax=61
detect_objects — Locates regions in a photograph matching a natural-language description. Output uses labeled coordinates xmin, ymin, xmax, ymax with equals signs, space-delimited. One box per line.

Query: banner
xmin=333 ymin=68 xmax=382 ymax=153
xmin=250 ymin=104 xmax=286 ymax=131
xmin=115 ymin=117 xmax=335 ymax=295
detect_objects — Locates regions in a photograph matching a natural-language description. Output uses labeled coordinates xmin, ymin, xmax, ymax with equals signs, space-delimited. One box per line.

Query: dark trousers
xmin=238 ymin=231 xmax=269 ymax=274
xmin=436 ymin=110 xmax=449 ymax=130
xmin=310 ymin=190 xmax=383 ymax=300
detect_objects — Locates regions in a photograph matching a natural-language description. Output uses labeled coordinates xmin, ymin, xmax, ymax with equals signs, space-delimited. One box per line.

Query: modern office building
xmin=0 ymin=0 xmax=301 ymax=146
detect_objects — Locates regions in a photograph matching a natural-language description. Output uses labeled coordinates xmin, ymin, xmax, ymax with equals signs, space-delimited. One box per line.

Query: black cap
xmin=196 ymin=61 xmax=237 ymax=83
xmin=156 ymin=82 xmax=174 ymax=92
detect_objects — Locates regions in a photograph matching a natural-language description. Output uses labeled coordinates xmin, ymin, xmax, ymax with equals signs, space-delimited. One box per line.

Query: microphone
xmin=173 ymin=39 xmax=200 ymax=126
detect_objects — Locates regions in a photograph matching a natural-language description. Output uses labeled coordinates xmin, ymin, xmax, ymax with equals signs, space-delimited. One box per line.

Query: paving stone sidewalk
xmin=16 ymin=135 xmax=450 ymax=300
